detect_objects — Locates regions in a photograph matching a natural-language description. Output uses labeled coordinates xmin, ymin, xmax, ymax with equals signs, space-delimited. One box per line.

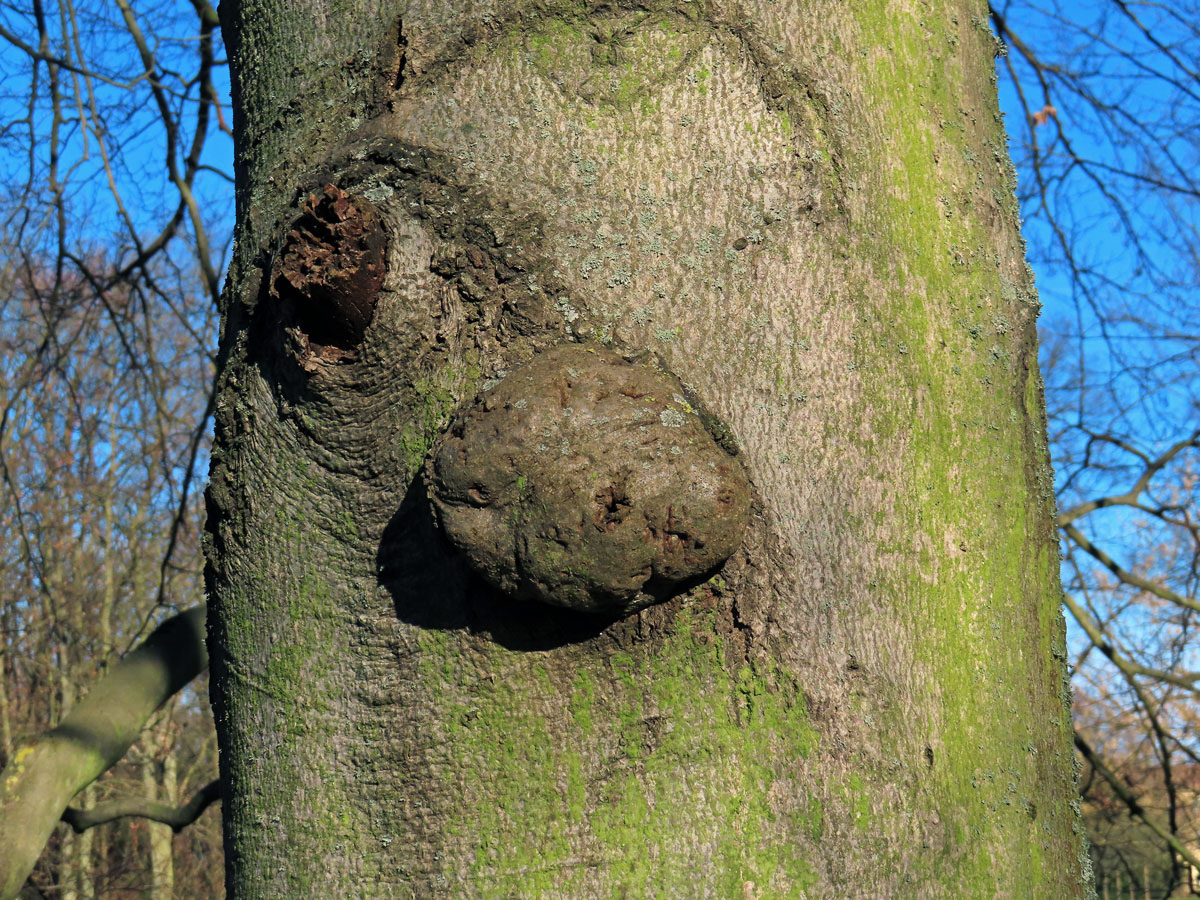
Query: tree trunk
xmin=209 ymin=0 xmax=1089 ymax=896
xmin=142 ymin=738 xmax=176 ymax=900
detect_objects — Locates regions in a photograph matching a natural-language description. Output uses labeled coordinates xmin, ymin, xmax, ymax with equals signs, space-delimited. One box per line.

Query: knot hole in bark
xmin=270 ymin=184 xmax=387 ymax=360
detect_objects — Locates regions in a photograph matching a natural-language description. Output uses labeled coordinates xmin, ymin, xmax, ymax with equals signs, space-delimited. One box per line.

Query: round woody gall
xmin=427 ymin=344 xmax=750 ymax=615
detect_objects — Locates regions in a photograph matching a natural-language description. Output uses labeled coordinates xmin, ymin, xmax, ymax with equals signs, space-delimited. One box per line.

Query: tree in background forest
xmin=995 ymin=2 xmax=1200 ymax=894
xmin=0 ymin=0 xmax=1198 ymax=897
xmin=0 ymin=0 xmax=228 ymax=894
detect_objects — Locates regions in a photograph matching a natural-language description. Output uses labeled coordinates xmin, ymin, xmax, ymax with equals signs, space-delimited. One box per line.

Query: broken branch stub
xmin=427 ymin=344 xmax=751 ymax=615
xmin=270 ymin=184 xmax=387 ymax=356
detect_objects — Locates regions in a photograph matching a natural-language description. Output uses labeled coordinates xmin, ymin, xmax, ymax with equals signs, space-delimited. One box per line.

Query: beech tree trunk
xmin=208 ymin=0 xmax=1090 ymax=896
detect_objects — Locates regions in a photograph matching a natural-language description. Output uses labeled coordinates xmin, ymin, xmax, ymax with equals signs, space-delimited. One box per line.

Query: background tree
xmin=0 ymin=258 xmax=219 ymax=899
xmin=0 ymin=0 xmax=228 ymax=893
xmin=993 ymin=2 xmax=1200 ymax=894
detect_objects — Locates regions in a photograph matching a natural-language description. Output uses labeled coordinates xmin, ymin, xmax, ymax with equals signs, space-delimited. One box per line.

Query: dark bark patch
xmin=377 ymin=475 xmax=616 ymax=652
xmin=427 ymin=344 xmax=751 ymax=616
xmin=392 ymin=19 xmax=408 ymax=91
xmin=292 ymin=137 xmax=587 ymax=348
xmin=270 ymin=184 xmax=387 ymax=360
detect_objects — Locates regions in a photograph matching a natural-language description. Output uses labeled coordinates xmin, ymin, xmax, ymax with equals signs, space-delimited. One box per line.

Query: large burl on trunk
xmin=427 ymin=343 xmax=752 ymax=616
xmin=207 ymin=0 xmax=1089 ymax=896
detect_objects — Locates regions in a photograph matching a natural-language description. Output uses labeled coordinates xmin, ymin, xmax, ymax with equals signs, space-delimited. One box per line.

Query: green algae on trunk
xmin=207 ymin=0 xmax=1088 ymax=895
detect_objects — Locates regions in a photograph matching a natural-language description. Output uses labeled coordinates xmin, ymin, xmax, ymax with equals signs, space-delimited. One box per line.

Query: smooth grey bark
xmin=208 ymin=0 xmax=1090 ymax=896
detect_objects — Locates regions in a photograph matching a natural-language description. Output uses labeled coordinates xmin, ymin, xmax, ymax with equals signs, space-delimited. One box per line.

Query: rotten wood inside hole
xmin=271 ymin=184 xmax=387 ymax=360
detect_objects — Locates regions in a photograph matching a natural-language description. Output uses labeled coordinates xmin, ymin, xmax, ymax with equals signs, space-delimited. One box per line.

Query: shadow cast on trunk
xmin=376 ymin=474 xmax=618 ymax=651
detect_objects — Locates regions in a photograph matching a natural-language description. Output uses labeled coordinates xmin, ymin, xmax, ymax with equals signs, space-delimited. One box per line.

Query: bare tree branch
xmin=1075 ymin=731 xmax=1200 ymax=875
xmin=62 ymin=776 xmax=220 ymax=833
xmin=0 ymin=605 xmax=207 ymax=900
xmin=1061 ymin=522 xmax=1200 ymax=615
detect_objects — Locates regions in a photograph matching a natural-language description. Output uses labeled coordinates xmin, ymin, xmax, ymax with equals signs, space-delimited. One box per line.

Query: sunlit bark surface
xmin=208 ymin=0 xmax=1087 ymax=896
